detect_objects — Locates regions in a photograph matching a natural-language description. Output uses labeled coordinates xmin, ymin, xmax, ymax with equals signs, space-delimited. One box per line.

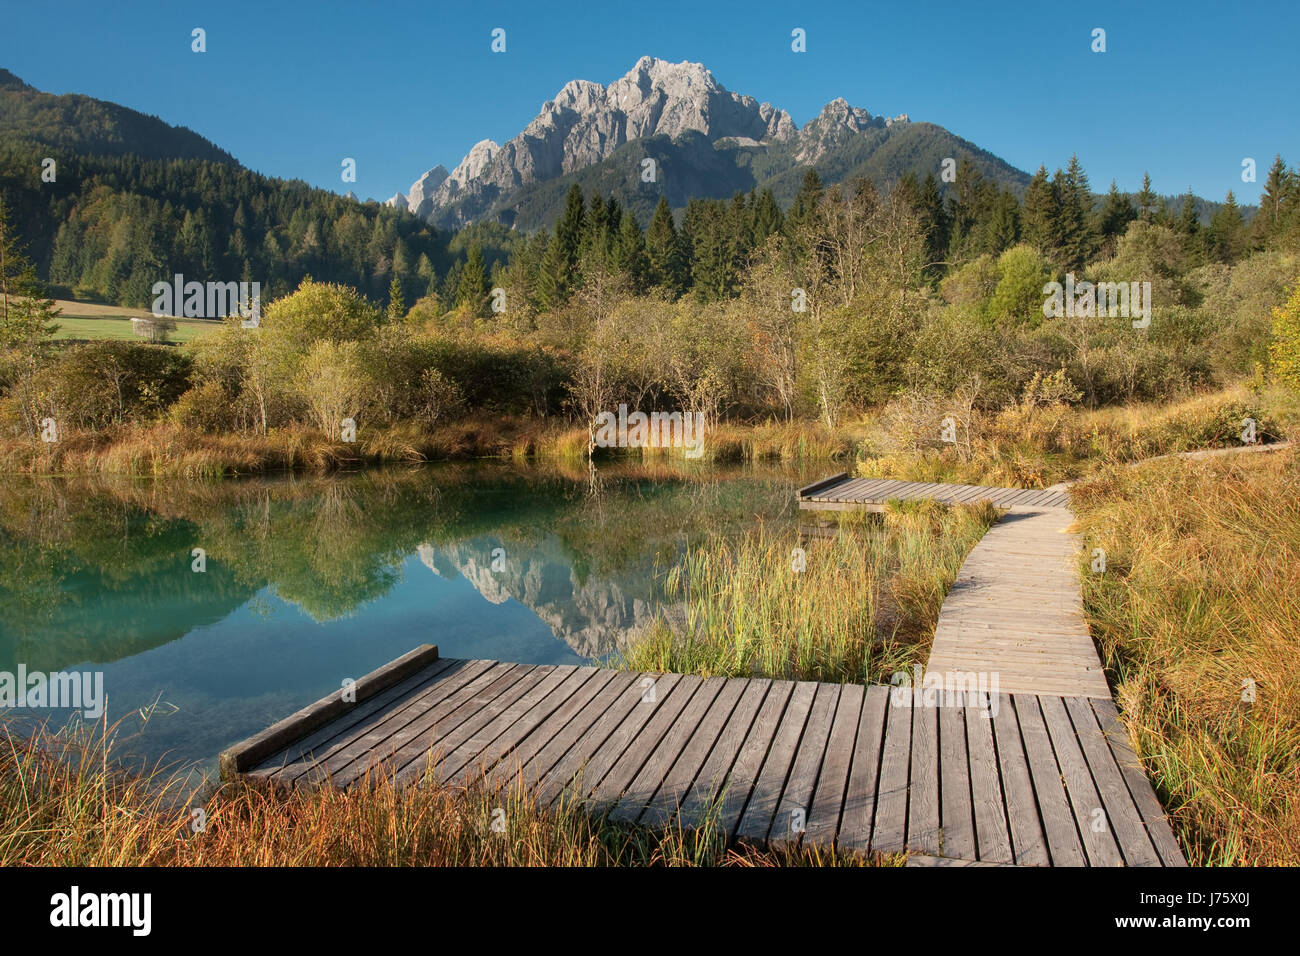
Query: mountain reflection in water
xmin=0 ymin=460 xmax=819 ymax=773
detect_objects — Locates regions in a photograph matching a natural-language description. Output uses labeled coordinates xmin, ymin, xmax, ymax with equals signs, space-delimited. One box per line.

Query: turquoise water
xmin=0 ymin=462 xmax=814 ymax=776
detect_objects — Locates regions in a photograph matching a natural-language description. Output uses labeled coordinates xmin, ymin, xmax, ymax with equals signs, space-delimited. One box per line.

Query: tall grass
xmin=616 ymin=500 xmax=999 ymax=684
xmin=1072 ymin=448 xmax=1300 ymax=865
xmin=0 ymin=721 xmax=883 ymax=866
xmin=857 ymin=385 xmax=1295 ymax=489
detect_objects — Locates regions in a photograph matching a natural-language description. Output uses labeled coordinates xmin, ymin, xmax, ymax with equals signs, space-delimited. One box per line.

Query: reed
xmin=615 ymin=500 xmax=998 ymax=684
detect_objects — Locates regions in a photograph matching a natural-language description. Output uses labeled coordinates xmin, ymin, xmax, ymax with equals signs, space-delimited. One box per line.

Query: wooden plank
xmin=770 ymin=682 xmax=842 ymax=847
xmin=1039 ymin=694 xmax=1123 ymax=866
xmin=418 ymin=663 xmax=582 ymax=787
xmin=380 ymin=663 xmax=541 ymax=783
xmin=837 ymin=685 xmax=889 ymax=852
xmin=614 ymin=676 xmax=743 ymax=824
xmin=734 ymin=681 xmax=816 ymax=844
xmin=584 ymin=675 xmax=706 ymax=809
xmin=281 ymin=657 xmax=497 ymax=786
xmin=504 ymin=669 xmax=642 ymax=793
xmin=325 ymin=660 xmax=518 ymax=788
xmin=484 ymin=667 xmax=621 ymax=791
xmin=672 ymin=679 xmax=771 ymax=829
xmin=637 ymin=677 xmax=756 ymax=828
xmin=221 ymin=643 xmax=441 ymax=778
xmin=1091 ymin=698 xmax=1187 ymax=866
xmin=871 ymin=689 xmax=912 ymax=854
xmin=845 ymin=478 xmax=895 ymax=500
xmin=802 ymin=683 xmax=864 ymax=848
xmin=965 ymin=696 xmax=1014 ymax=864
xmin=879 ymin=481 xmax=923 ymax=502
xmin=1003 ymin=489 xmax=1043 ymax=506
xmin=247 ymin=656 xmax=459 ymax=779
xmin=907 ymin=692 xmax=941 ymax=855
xmin=797 ymin=472 xmax=850 ymax=498
xmin=827 ymin=478 xmax=871 ymax=502
xmin=712 ymin=681 xmax=796 ymax=838
xmin=530 ymin=672 xmax=659 ymax=805
xmin=991 ymin=693 xmax=1049 ymax=866
xmin=1064 ymin=696 xmax=1161 ymax=867
xmin=548 ymin=673 xmax=688 ymax=807
xmin=836 ymin=478 xmax=888 ymax=501
xmin=938 ymin=698 xmax=975 ymax=860
xmin=947 ymin=485 xmax=985 ymax=504
xmin=1013 ymin=694 xmax=1086 ymax=865
xmin=605 ymin=675 xmax=729 ymax=822
xmin=450 ymin=665 xmax=592 ymax=786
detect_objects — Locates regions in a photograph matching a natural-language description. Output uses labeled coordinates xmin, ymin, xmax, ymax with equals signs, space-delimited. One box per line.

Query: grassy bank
xmin=1072 ymin=448 xmax=1300 ymax=865
xmin=856 ymin=384 xmax=1299 ymax=488
xmin=0 ymin=723 xmax=885 ymax=867
xmin=0 ymin=418 xmax=862 ymax=477
xmin=615 ymin=500 xmax=1000 ymax=684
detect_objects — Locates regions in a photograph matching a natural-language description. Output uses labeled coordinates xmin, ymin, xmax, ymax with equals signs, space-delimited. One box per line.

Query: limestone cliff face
xmin=416 ymin=536 xmax=683 ymax=660
xmin=388 ymin=56 xmax=800 ymax=223
xmin=794 ymin=97 xmax=883 ymax=164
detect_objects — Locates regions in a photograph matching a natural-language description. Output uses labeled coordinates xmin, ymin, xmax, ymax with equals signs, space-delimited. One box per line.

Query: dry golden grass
xmin=857 ymin=385 xmax=1296 ymax=489
xmin=0 ymin=723 xmax=888 ymax=867
xmin=1072 ymin=447 xmax=1300 ymax=865
xmin=0 ymin=417 xmax=864 ymax=476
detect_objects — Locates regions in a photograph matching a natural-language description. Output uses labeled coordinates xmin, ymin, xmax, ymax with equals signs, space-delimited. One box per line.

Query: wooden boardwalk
xmin=798 ymin=473 xmax=1070 ymax=512
xmin=799 ymin=474 xmax=1108 ymax=698
xmin=928 ymin=507 xmax=1109 ymax=698
xmin=220 ymin=645 xmax=1184 ymax=865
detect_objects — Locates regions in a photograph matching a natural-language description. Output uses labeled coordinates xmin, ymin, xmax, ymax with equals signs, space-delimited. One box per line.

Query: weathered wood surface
xmin=799 ymin=474 xmax=1108 ymax=698
xmin=798 ymin=476 xmax=1071 ymax=512
xmin=221 ymin=658 xmax=1184 ymax=866
xmin=926 ymin=507 xmax=1111 ymax=698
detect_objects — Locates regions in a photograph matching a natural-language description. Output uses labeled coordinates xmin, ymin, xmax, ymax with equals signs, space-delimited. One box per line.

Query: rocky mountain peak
xmin=795 ymin=97 xmax=882 ymax=164
xmin=387 ymin=57 xmax=934 ymax=227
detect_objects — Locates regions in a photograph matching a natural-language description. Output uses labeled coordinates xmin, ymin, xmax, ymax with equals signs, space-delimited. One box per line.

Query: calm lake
xmin=0 ymin=461 xmax=821 ymax=777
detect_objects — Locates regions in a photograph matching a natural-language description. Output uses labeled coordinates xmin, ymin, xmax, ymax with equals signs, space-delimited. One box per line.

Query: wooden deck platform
xmin=798 ymin=473 xmax=1071 ymax=512
xmin=220 ymin=645 xmax=1185 ymax=866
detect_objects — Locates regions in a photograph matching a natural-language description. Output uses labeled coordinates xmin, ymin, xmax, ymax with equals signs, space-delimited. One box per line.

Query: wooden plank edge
xmin=218 ymin=644 xmax=441 ymax=780
xmin=796 ymin=472 xmax=851 ymax=499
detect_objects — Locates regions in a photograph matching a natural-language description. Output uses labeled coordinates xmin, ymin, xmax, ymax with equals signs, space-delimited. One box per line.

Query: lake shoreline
xmin=0 ymin=418 xmax=863 ymax=478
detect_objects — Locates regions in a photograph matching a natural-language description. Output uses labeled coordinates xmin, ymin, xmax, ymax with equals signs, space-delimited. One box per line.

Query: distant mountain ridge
xmin=387 ymin=56 xmax=1028 ymax=230
xmin=0 ymin=68 xmax=237 ymax=165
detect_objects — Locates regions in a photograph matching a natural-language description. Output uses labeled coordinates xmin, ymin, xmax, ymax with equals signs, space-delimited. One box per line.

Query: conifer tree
xmin=1208 ymin=190 xmax=1245 ymax=262
xmin=645 ymin=196 xmax=686 ymax=296
xmin=1136 ymin=171 xmax=1159 ymax=222
xmin=749 ymin=188 xmax=783 ymax=244
xmin=1256 ymin=155 xmax=1292 ymax=245
xmin=1021 ymin=165 xmax=1060 ymax=261
xmin=1057 ymin=154 xmax=1095 ymax=270
xmin=614 ymin=211 xmax=648 ymax=293
xmin=386 ymin=275 xmax=405 ymax=322
xmin=455 ymin=244 xmax=488 ymax=313
xmin=0 ymin=197 xmax=60 ymax=351
xmin=1095 ymin=180 xmax=1136 ymax=244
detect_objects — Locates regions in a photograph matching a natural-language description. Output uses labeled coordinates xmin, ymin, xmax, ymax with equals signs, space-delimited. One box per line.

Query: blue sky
xmin=2 ymin=0 xmax=1295 ymax=204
